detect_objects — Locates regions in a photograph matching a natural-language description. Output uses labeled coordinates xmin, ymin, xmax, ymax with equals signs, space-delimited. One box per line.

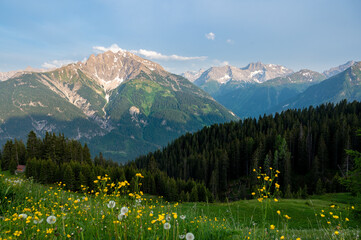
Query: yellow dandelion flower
xmin=135 ymin=173 xmax=144 ymax=178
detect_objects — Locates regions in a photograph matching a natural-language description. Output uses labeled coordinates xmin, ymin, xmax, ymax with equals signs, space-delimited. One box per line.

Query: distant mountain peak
xmin=242 ymin=61 xmax=265 ymax=70
xmin=264 ymin=69 xmax=326 ymax=87
xmin=194 ymin=62 xmax=293 ymax=89
xmin=323 ymin=60 xmax=357 ymax=78
xmin=181 ymin=68 xmax=206 ymax=82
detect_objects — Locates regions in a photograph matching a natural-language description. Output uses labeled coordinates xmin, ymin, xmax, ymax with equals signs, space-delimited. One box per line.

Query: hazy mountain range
xmin=183 ymin=60 xmax=359 ymax=118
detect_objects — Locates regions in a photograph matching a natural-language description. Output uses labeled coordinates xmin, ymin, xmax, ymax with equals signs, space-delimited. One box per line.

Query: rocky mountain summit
xmin=0 ymin=50 xmax=237 ymax=161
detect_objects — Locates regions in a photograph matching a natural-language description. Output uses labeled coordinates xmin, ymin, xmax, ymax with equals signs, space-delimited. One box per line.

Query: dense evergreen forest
xmin=0 ymin=132 xmax=212 ymax=202
xmin=135 ymin=100 xmax=361 ymax=200
xmin=1 ymin=100 xmax=361 ymax=202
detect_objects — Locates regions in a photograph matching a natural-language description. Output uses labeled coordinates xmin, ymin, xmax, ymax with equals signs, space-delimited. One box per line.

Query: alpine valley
xmin=0 ymin=50 xmax=238 ymax=162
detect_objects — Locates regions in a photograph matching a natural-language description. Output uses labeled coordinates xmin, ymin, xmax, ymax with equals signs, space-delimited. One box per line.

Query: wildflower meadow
xmin=0 ymin=168 xmax=360 ymax=239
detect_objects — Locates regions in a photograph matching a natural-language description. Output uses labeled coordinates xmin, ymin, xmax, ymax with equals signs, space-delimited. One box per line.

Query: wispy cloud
xmin=41 ymin=59 xmax=75 ymax=69
xmin=93 ymin=44 xmax=125 ymax=53
xmin=93 ymin=44 xmax=207 ymax=61
xmin=132 ymin=49 xmax=206 ymax=61
xmin=226 ymin=39 xmax=234 ymax=44
xmin=205 ymin=32 xmax=215 ymax=40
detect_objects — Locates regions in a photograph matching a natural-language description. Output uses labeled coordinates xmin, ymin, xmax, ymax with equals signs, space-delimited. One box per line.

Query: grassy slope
xmin=1 ymin=172 xmax=360 ymax=239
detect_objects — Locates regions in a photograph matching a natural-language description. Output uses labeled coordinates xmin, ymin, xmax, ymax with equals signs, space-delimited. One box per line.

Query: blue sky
xmin=0 ymin=0 xmax=360 ymax=74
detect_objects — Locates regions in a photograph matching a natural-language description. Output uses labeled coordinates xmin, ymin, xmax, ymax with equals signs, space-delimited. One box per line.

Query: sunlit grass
xmin=0 ymin=170 xmax=360 ymax=239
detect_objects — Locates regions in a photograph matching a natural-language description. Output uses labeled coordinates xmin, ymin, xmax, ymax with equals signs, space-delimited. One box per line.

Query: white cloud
xmin=132 ymin=49 xmax=206 ymax=61
xmin=226 ymin=39 xmax=234 ymax=44
xmin=93 ymin=44 xmax=207 ymax=61
xmin=41 ymin=60 xmax=75 ymax=69
xmin=93 ymin=44 xmax=125 ymax=53
xmin=205 ymin=32 xmax=215 ymax=40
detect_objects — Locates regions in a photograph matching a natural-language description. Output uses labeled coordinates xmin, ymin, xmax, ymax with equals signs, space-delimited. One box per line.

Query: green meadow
xmin=1 ymin=169 xmax=360 ymax=240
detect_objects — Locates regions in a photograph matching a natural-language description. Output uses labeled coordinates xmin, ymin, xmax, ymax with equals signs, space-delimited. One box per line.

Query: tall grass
xmin=0 ymin=170 xmax=360 ymax=239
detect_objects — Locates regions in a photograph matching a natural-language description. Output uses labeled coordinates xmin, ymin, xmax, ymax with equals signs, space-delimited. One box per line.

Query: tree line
xmin=135 ymin=100 xmax=361 ymax=200
xmin=0 ymin=132 xmax=212 ymax=202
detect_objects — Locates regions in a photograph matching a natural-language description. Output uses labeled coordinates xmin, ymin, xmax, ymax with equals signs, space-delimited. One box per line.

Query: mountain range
xmin=278 ymin=61 xmax=361 ymax=111
xmin=0 ymin=50 xmax=237 ymax=161
xmin=1 ymin=51 xmax=360 ymax=162
xmin=183 ymin=60 xmax=359 ymax=118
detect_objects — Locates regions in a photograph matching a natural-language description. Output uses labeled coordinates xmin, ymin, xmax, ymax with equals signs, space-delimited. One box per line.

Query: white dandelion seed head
xmin=166 ymin=214 xmax=171 ymax=221
xmin=179 ymin=235 xmax=185 ymax=239
xmin=186 ymin=232 xmax=195 ymax=240
xmin=164 ymin=222 xmax=171 ymax=230
xmin=19 ymin=213 xmax=28 ymax=219
xmin=121 ymin=206 xmax=129 ymax=214
xmin=107 ymin=200 xmax=116 ymax=208
xmin=118 ymin=213 xmax=127 ymax=221
xmin=47 ymin=215 xmax=57 ymax=224
xmin=180 ymin=215 xmax=186 ymax=220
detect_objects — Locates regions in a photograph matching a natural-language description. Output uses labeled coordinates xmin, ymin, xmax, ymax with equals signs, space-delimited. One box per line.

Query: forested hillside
xmin=135 ymin=100 xmax=361 ymax=200
xmin=2 ymin=100 xmax=361 ymax=202
xmin=0 ymin=132 xmax=212 ymax=202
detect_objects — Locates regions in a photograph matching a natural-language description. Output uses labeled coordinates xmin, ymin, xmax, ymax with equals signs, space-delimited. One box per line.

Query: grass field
xmin=0 ymin=170 xmax=360 ymax=240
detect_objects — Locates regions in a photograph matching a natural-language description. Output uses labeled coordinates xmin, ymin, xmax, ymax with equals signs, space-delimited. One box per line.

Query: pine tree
xmin=2 ymin=140 xmax=13 ymax=170
xmin=63 ymin=164 xmax=75 ymax=191
xmin=315 ymin=179 xmax=325 ymax=195
xmin=83 ymin=143 xmax=92 ymax=165
xmin=197 ymin=184 xmax=207 ymax=202
xmin=26 ymin=131 xmax=39 ymax=160
xmin=189 ymin=185 xmax=198 ymax=202
xmin=9 ymin=157 xmax=17 ymax=175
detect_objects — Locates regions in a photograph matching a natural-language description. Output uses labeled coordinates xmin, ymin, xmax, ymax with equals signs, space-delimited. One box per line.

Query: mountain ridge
xmin=0 ymin=50 xmax=237 ymax=161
